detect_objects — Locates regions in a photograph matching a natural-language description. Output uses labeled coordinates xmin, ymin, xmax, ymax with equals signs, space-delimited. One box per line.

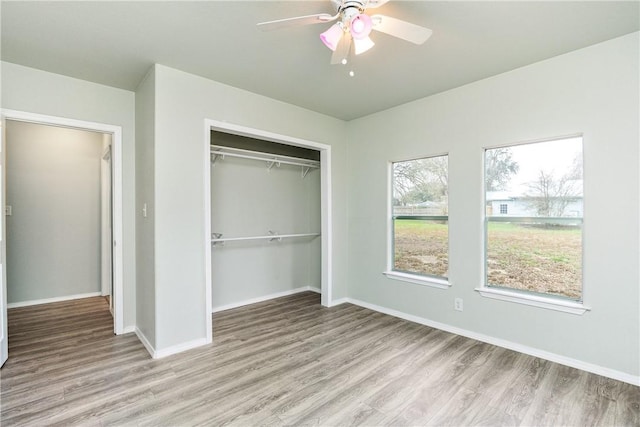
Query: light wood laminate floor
xmin=1 ymin=292 xmax=638 ymax=426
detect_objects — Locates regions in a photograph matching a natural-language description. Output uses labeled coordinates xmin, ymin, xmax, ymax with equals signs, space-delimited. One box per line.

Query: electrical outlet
xmin=454 ymin=298 xmax=463 ymax=312
xmin=5 ymin=205 xmax=12 ymax=216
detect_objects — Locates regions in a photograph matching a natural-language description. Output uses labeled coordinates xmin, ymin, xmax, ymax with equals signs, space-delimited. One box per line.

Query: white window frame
xmin=476 ymin=135 xmax=589 ymax=315
xmin=384 ymin=154 xmax=451 ymax=290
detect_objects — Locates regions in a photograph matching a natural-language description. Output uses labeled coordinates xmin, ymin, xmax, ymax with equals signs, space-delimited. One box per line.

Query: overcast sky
xmin=499 ymin=136 xmax=582 ymax=194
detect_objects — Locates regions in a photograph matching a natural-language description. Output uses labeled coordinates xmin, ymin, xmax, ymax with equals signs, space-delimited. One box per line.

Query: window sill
xmin=383 ymin=271 xmax=451 ymax=289
xmin=475 ymin=287 xmax=590 ymax=315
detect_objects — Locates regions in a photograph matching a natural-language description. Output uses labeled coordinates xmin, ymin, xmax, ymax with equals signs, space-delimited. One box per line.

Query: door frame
xmin=101 ymin=143 xmax=113 ymax=309
xmin=1 ymin=118 xmax=8 ymax=366
xmin=1 ymin=109 xmax=125 ymax=335
xmin=203 ymin=119 xmax=334 ymax=342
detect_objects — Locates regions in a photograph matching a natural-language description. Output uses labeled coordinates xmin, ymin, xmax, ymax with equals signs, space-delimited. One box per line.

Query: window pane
xmin=394 ymin=218 xmax=448 ymax=277
xmin=485 ymin=137 xmax=583 ymax=300
xmin=486 ymin=219 xmax=582 ymax=299
xmin=392 ymin=155 xmax=448 ymax=278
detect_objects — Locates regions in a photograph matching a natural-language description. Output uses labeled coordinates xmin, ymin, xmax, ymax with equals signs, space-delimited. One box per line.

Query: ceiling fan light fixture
xmin=257 ymin=1 xmax=434 ymax=65
xmin=350 ymin=13 xmax=373 ymax=39
xmin=354 ymin=36 xmax=375 ymax=55
xmin=320 ymin=23 xmax=344 ymax=51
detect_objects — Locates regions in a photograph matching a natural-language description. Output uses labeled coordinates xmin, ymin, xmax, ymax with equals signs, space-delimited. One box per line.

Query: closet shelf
xmin=211 ymin=232 xmax=320 ymax=246
xmin=210 ymin=145 xmax=320 ymax=178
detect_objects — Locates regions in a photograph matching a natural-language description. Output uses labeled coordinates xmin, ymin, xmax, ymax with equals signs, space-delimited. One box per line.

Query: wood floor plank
xmin=520 ymin=363 xmax=588 ymax=426
xmin=614 ymin=382 xmax=640 ymax=426
xmin=375 ymin=338 xmax=492 ymax=424
xmin=497 ymin=353 xmax=552 ymax=420
xmin=1 ymin=292 xmax=638 ymax=426
xmin=425 ymin=386 xmax=488 ymax=426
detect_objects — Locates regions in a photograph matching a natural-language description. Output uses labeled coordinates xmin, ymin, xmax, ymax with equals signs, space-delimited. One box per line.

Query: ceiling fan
xmin=257 ymin=0 xmax=432 ymax=66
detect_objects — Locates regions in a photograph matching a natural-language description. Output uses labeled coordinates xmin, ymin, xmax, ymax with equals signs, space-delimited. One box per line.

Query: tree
xmin=393 ymin=160 xmax=427 ymax=206
xmin=485 ymin=148 xmax=519 ymax=191
xmin=525 ymin=168 xmax=582 ymax=217
xmin=393 ymin=157 xmax=448 ymax=207
xmin=424 ymin=155 xmax=448 ymax=199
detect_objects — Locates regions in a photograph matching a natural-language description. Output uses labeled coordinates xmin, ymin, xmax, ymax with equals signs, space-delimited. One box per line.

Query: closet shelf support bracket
xmin=211 ymin=232 xmax=225 ymax=246
xmin=267 ymin=160 xmax=280 ymax=171
xmin=268 ymin=230 xmax=282 ymax=242
xmin=210 ymin=152 xmax=225 ymax=166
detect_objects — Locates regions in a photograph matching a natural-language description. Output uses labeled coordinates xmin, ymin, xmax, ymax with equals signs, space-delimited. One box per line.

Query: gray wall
xmin=210 ymin=154 xmax=320 ymax=309
xmin=1 ymin=61 xmax=137 ymax=328
xmin=6 ymin=121 xmax=103 ymax=303
xmin=345 ymin=33 xmax=639 ymax=377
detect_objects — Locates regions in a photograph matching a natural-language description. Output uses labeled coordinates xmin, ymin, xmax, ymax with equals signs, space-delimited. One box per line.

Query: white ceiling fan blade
xmin=257 ymin=13 xmax=337 ymax=31
xmin=330 ymin=33 xmax=352 ymax=65
xmin=371 ymin=14 xmax=433 ymax=45
xmin=365 ymin=0 xmax=391 ymax=9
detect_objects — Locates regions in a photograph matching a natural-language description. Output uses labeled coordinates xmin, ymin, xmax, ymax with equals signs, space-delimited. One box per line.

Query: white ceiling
xmin=1 ymin=1 xmax=638 ymax=120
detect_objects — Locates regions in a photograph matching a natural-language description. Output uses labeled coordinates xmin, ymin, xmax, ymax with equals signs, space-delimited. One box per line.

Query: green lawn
xmin=394 ymin=219 xmax=582 ymax=299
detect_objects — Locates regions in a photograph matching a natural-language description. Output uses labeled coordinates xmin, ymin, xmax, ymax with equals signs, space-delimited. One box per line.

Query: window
xmin=388 ymin=155 xmax=448 ymax=285
xmin=484 ymin=137 xmax=583 ymax=302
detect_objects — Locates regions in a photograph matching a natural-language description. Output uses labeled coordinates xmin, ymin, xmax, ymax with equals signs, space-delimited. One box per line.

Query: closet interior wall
xmin=210 ymin=137 xmax=321 ymax=311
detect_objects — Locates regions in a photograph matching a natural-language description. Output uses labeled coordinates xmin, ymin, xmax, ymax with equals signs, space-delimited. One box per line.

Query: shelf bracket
xmin=211 ymin=232 xmax=224 ymax=246
xmin=267 ymin=160 xmax=281 ymax=171
xmin=210 ymin=152 xmax=225 ymax=166
xmin=268 ymin=230 xmax=282 ymax=242
xmin=302 ymin=166 xmax=311 ymax=179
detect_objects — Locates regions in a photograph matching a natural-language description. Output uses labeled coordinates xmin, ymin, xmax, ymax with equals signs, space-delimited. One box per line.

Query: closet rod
xmin=211 ymin=232 xmax=320 ymax=244
xmin=210 ymin=145 xmax=320 ymax=169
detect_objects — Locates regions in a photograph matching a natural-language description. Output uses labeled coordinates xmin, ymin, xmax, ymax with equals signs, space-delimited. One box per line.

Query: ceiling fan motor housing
xmin=336 ymin=1 xmax=367 ymax=32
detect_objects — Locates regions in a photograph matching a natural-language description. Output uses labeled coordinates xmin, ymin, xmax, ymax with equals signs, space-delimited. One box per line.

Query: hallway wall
xmin=6 ymin=120 xmax=104 ymax=303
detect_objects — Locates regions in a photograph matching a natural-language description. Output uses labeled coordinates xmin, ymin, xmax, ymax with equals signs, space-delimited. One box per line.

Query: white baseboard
xmin=135 ymin=327 xmax=156 ymax=358
xmin=122 ymin=325 xmax=136 ymax=334
xmin=346 ymin=297 xmax=640 ymax=387
xmin=211 ymin=286 xmax=320 ymax=314
xmin=329 ymin=297 xmax=349 ymax=307
xmin=135 ymin=327 xmax=210 ymax=359
xmin=154 ymin=338 xmax=210 ymax=359
xmin=7 ymin=292 xmax=102 ymax=309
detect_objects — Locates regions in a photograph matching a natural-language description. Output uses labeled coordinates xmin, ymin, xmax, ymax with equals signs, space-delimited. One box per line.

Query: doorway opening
xmin=1 ymin=110 xmax=124 ymax=338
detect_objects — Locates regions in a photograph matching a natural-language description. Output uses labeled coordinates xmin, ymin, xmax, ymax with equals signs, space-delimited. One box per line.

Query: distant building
xmin=486 ymin=191 xmax=583 ymax=218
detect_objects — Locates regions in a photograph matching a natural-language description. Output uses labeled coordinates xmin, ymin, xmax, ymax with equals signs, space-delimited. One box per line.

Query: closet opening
xmin=204 ymin=120 xmax=333 ymax=341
